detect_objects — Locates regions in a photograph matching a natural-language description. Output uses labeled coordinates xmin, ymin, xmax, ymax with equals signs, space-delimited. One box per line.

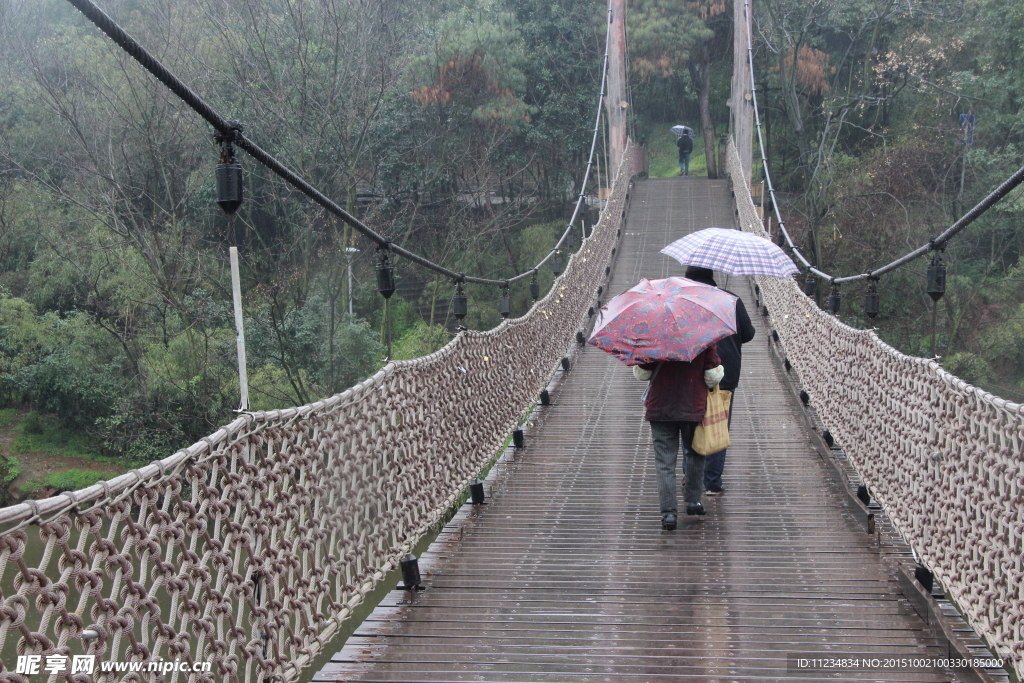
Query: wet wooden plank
xmin=313 ymin=178 xmax=995 ymax=683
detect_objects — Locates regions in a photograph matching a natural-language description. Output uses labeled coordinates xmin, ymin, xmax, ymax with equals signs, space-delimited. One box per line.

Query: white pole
xmin=345 ymin=247 xmax=360 ymax=316
xmin=229 ymin=246 xmax=249 ymax=411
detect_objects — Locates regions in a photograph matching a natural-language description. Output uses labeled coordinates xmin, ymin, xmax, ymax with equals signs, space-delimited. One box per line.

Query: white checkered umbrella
xmin=661 ymin=227 xmax=799 ymax=278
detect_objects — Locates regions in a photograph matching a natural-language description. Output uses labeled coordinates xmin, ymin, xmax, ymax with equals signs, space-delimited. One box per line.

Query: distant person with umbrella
xmin=684 ymin=266 xmax=755 ymax=495
xmin=588 ymin=277 xmax=736 ymax=530
xmin=676 ymin=130 xmax=694 ymax=176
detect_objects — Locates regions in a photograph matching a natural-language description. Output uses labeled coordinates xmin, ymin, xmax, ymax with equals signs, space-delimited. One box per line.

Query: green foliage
xmin=0 ymin=457 xmax=21 ymax=486
xmin=0 ymin=0 xmax=608 ymax=465
xmin=512 ymin=219 xmax=563 ymax=312
xmin=11 ymin=412 xmax=104 ymax=460
xmin=0 ymin=455 xmax=21 ymax=505
xmin=21 ymin=410 xmax=42 ymax=435
xmin=626 ymin=0 xmax=710 ymax=80
xmin=0 ymin=296 xmax=126 ymax=427
xmin=392 ymin=323 xmax=451 ymax=361
xmin=958 ymin=0 xmax=1024 ymax=139
xmin=412 ymin=5 xmax=533 ymax=125
xmin=0 ymin=408 xmax=17 ymax=428
xmin=378 ymin=296 xmax=420 ymax=347
xmin=743 ymin=0 xmax=1024 ymax=401
xmin=17 ymin=482 xmax=42 ymax=498
xmin=247 ymin=291 xmax=386 ymax=403
xmin=247 ymin=365 xmax=309 ymax=411
xmin=43 ymin=469 xmax=109 ymax=494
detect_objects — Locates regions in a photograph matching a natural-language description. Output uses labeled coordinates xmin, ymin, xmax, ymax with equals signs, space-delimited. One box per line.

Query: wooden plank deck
xmin=313 ymin=178 xmax=964 ymax=682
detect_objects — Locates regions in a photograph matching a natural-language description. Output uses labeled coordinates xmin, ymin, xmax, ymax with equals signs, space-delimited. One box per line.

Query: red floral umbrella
xmin=588 ymin=277 xmax=737 ymax=366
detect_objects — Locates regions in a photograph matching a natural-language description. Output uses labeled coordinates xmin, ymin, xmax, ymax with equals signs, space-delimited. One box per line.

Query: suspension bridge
xmin=308 ymin=155 xmax=1015 ymax=682
xmin=0 ymin=0 xmax=1023 ymax=682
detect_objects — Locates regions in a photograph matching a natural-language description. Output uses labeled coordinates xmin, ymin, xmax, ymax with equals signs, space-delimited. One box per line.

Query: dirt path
xmin=0 ymin=411 xmax=126 ymax=501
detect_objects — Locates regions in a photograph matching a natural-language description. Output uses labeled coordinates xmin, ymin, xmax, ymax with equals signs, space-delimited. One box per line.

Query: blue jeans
xmin=704 ymin=390 xmax=736 ymax=491
xmin=679 ymin=153 xmax=691 ymax=175
xmin=650 ymin=421 xmax=704 ymax=514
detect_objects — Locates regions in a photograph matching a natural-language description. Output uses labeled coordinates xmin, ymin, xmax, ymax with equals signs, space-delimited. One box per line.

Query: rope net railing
xmin=727 ymin=139 xmax=1024 ymax=677
xmin=0 ymin=146 xmax=642 ymax=683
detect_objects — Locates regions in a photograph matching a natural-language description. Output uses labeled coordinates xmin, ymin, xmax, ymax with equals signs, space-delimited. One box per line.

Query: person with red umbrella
xmin=636 ymin=345 xmax=724 ymax=529
xmin=589 ymin=277 xmax=733 ymax=529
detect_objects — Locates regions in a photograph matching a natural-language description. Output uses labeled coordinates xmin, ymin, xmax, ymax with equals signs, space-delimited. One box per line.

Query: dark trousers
xmin=650 ymin=421 xmax=703 ymax=514
xmin=678 ymin=153 xmax=691 ymax=175
xmin=703 ymin=390 xmax=736 ymax=491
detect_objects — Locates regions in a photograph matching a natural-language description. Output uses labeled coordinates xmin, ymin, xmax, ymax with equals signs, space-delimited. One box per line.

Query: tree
xmin=627 ymin=0 xmax=729 ymax=177
xmin=760 ymin=0 xmax=1024 ymax=400
xmin=0 ymin=0 xmax=612 ymax=458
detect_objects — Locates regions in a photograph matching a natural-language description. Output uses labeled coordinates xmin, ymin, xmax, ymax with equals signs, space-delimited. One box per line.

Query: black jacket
xmin=687 ymin=272 xmax=755 ymax=390
xmin=677 ymin=135 xmax=693 ymax=156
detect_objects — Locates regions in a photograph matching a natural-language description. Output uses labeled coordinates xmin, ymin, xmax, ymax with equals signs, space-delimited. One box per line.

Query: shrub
xmin=43 ymin=469 xmax=109 ymax=493
xmin=1 ymin=299 xmax=125 ymax=429
xmin=0 ymin=456 xmax=22 ymax=506
xmin=22 ymin=411 xmax=42 ymax=434
xmin=11 ymin=412 xmax=100 ymax=458
xmin=393 ymin=322 xmax=451 ymax=360
xmin=0 ymin=456 xmax=21 ymax=485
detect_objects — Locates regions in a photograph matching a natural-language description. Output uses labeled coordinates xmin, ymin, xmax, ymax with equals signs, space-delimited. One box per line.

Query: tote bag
xmin=692 ymin=385 xmax=732 ymax=455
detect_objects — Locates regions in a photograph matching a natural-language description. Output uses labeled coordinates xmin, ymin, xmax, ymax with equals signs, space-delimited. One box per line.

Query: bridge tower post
xmin=606 ymin=0 xmax=628 ymax=179
xmin=730 ymin=0 xmax=754 ymax=187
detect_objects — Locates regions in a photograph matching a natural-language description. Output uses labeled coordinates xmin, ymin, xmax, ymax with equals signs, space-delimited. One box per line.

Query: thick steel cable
xmin=742 ymin=0 xmax=1024 ymax=285
xmin=832 ymin=163 xmax=1024 ymax=283
xmin=62 ymin=0 xmax=613 ymax=288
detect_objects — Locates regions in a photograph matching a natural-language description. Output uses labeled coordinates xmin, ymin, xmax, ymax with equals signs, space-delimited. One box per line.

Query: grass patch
xmin=0 ymin=408 xmax=20 ymax=428
xmin=647 ymin=125 xmax=708 ymax=178
xmin=18 ymin=481 xmax=42 ymax=497
xmin=9 ymin=412 xmax=114 ymax=462
xmin=43 ymin=469 xmax=109 ymax=493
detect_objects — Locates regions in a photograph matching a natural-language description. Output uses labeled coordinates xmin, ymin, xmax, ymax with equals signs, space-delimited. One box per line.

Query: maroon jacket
xmin=640 ymin=345 xmax=721 ymax=422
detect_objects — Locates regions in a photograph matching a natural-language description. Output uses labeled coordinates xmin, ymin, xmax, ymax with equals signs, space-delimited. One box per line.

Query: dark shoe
xmin=661 ymin=513 xmax=677 ymax=530
xmin=705 ymin=487 xmax=725 ymax=496
xmin=686 ymin=503 xmax=706 ymax=516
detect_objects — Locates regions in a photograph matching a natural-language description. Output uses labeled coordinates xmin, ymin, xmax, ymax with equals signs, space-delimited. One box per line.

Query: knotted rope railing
xmin=727 ymin=139 xmax=1024 ymax=677
xmin=0 ymin=146 xmax=641 ymax=683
